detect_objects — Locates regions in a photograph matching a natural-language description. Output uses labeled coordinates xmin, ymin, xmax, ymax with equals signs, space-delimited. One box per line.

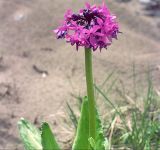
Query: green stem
xmin=85 ymin=48 xmax=96 ymax=140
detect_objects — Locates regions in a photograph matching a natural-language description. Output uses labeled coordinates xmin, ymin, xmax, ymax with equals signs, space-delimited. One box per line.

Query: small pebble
xmin=42 ymin=73 xmax=47 ymax=78
xmin=0 ymin=84 xmax=8 ymax=97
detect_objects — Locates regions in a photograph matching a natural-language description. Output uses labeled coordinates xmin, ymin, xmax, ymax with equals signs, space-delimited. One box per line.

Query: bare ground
xmin=0 ymin=0 xmax=160 ymax=149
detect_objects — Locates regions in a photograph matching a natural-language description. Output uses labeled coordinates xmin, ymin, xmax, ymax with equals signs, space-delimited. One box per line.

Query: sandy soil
xmin=0 ymin=0 xmax=160 ymax=149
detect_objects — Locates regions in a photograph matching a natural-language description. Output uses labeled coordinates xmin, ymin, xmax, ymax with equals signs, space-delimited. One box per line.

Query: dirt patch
xmin=0 ymin=83 xmax=19 ymax=104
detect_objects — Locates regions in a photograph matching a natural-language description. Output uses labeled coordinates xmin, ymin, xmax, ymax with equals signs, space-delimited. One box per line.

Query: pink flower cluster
xmin=54 ymin=2 xmax=119 ymax=51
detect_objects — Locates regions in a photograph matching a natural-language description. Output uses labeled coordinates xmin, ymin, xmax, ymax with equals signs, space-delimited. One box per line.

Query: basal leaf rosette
xmin=54 ymin=2 xmax=119 ymax=51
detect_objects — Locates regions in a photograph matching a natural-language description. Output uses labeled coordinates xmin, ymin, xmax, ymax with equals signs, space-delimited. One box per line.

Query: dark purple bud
xmin=57 ymin=31 xmax=67 ymax=39
xmin=72 ymin=14 xmax=81 ymax=21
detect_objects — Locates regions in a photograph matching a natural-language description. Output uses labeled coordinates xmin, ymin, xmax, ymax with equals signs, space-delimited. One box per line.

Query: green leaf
xmin=88 ymin=137 xmax=96 ymax=150
xmin=95 ymin=109 xmax=107 ymax=150
xmin=18 ymin=118 xmax=42 ymax=150
xmin=72 ymin=96 xmax=89 ymax=150
xmin=41 ymin=122 xmax=61 ymax=150
xmin=72 ymin=96 xmax=107 ymax=150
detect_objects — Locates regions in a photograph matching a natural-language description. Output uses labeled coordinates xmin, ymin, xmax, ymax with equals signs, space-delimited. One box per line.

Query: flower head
xmin=54 ymin=2 xmax=119 ymax=51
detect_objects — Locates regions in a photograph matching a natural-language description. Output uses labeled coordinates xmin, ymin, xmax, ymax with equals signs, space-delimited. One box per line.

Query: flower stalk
xmin=85 ymin=48 xmax=96 ymax=140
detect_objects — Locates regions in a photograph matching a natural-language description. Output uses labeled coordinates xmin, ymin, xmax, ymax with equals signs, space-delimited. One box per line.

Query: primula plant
xmin=18 ymin=2 xmax=119 ymax=150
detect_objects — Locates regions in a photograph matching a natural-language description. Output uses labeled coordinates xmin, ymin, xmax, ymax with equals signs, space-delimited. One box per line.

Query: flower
xmin=54 ymin=2 xmax=119 ymax=51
